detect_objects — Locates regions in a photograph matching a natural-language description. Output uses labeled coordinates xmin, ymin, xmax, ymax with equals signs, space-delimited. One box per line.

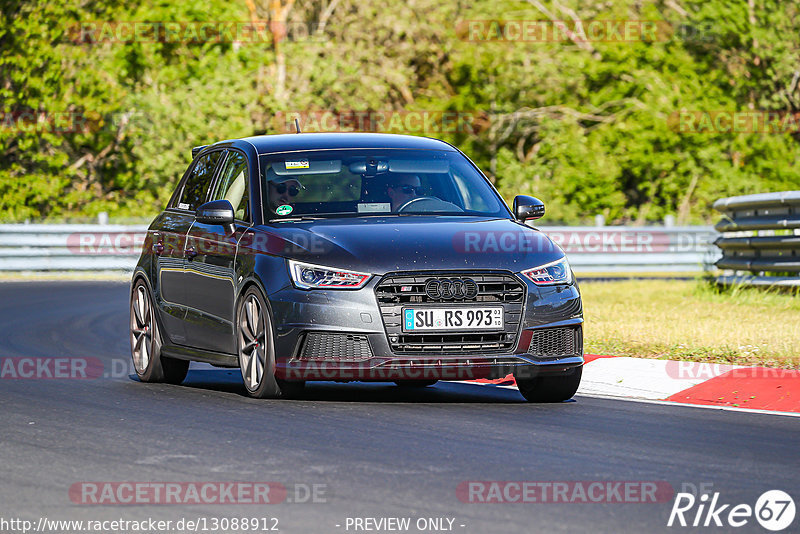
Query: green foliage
xmin=2 ymin=0 xmax=800 ymax=222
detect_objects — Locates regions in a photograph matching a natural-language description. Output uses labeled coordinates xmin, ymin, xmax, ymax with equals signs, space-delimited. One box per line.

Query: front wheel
xmin=237 ymin=287 xmax=281 ymax=399
xmin=130 ymin=280 xmax=189 ymax=384
xmin=515 ymin=367 xmax=582 ymax=403
xmin=276 ymin=378 xmax=306 ymax=399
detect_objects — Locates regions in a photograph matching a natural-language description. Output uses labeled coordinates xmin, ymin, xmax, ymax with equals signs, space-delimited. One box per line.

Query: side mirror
xmin=513 ymin=195 xmax=545 ymax=221
xmin=196 ymin=199 xmax=235 ymax=226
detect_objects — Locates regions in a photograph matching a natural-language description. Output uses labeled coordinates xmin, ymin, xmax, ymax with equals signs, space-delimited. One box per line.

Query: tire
xmin=276 ymin=378 xmax=306 ymax=399
xmin=394 ymin=380 xmax=438 ymax=388
xmin=515 ymin=366 xmax=582 ymax=403
xmin=236 ymin=287 xmax=281 ymax=399
xmin=130 ymin=280 xmax=189 ymax=385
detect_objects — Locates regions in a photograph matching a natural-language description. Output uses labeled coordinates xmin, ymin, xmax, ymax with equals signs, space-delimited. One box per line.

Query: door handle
xmin=185 ymin=247 xmax=197 ymax=259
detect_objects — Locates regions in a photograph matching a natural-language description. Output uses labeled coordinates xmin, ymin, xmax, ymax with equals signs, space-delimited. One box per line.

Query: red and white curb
xmin=468 ymin=355 xmax=800 ymax=416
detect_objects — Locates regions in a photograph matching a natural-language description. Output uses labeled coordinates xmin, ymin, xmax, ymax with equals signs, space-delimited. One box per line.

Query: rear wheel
xmin=130 ymin=280 xmax=189 ymax=384
xmin=237 ymin=287 xmax=281 ymax=399
xmin=394 ymin=380 xmax=438 ymax=388
xmin=515 ymin=367 xmax=582 ymax=403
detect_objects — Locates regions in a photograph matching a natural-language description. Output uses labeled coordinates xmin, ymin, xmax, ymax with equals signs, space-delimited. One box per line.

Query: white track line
xmin=578 ymin=357 xmax=744 ymax=400
xmin=454 ymin=381 xmax=800 ymax=418
xmin=575 ymin=392 xmax=800 ymax=418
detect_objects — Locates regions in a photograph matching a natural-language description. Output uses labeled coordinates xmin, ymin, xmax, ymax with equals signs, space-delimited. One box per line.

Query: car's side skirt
xmin=161 ymin=343 xmax=239 ymax=368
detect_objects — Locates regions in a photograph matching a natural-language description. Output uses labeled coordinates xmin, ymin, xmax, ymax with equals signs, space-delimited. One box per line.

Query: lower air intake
xmin=298 ymin=333 xmax=373 ymax=361
xmin=528 ymin=327 xmax=581 ymax=358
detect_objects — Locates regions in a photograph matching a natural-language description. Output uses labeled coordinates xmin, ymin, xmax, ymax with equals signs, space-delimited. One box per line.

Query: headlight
xmin=521 ymin=257 xmax=572 ymax=285
xmin=288 ymin=260 xmax=371 ymax=289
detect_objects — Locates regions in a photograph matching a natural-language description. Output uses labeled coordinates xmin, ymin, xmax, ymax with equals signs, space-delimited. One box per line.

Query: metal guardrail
xmin=0 ymin=223 xmax=720 ymax=273
xmin=713 ymin=191 xmax=800 ymax=287
xmin=0 ymin=224 xmax=146 ymax=271
xmin=538 ymin=226 xmax=719 ymax=272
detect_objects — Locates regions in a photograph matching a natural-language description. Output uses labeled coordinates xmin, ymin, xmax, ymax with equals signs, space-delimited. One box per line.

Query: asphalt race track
xmin=1 ymin=282 xmax=797 ymax=534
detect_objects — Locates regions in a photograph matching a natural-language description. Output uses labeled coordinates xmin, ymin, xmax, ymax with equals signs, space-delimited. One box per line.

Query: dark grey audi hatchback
xmin=130 ymin=133 xmax=584 ymax=401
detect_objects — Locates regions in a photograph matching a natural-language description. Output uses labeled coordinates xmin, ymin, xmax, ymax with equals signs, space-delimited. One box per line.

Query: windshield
xmin=258 ymin=149 xmax=510 ymax=220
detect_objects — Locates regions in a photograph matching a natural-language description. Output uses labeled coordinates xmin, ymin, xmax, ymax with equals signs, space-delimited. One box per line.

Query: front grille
xmin=528 ymin=327 xmax=581 ymax=358
xmin=297 ymin=333 xmax=373 ymax=361
xmin=375 ymin=271 xmax=525 ymax=354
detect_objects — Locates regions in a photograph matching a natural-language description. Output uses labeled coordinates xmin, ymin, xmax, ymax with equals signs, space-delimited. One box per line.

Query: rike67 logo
xmin=668 ymin=488 xmax=795 ymax=531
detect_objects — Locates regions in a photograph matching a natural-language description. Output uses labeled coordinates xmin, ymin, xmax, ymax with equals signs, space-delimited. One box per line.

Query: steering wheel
xmin=397 ymin=197 xmax=464 ymax=213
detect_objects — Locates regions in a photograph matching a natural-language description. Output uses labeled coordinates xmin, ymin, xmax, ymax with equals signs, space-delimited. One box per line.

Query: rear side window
xmin=178 ymin=151 xmax=223 ymax=211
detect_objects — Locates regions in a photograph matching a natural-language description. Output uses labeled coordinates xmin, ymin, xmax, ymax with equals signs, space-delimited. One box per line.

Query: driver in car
xmin=386 ymin=173 xmax=423 ymax=211
xmin=266 ymin=167 xmax=305 ymax=218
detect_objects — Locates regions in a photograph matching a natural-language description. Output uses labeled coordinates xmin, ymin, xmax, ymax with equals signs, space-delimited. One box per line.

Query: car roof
xmin=235 ymin=133 xmax=458 ymax=155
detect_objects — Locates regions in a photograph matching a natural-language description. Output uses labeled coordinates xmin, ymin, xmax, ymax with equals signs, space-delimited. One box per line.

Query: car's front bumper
xmin=275 ymin=351 xmax=583 ymax=381
xmin=267 ymin=272 xmax=584 ymax=382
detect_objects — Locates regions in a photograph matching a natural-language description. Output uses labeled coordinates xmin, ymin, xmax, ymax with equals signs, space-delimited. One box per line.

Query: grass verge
xmin=580 ymin=278 xmax=800 ymax=369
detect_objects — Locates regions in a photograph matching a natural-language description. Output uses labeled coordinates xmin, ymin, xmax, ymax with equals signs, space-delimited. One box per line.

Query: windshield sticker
xmin=285 ymin=160 xmax=309 ymax=170
xmin=276 ymin=204 xmax=293 ymax=216
xmin=357 ymin=203 xmax=391 ymax=213
xmin=178 ymin=202 xmax=190 ymax=210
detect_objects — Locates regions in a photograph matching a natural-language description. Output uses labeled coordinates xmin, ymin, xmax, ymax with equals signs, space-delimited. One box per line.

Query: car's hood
xmin=247 ymin=216 xmax=564 ymax=275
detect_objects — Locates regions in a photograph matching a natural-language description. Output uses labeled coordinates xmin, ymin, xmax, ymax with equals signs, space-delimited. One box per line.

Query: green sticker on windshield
xmin=276 ymin=204 xmax=293 ymax=216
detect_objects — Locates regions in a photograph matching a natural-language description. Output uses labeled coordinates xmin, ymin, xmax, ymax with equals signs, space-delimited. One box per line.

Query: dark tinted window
xmin=211 ymin=151 xmax=249 ymax=221
xmin=178 ymin=151 xmax=222 ymax=211
xmin=258 ymin=149 xmax=508 ymax=219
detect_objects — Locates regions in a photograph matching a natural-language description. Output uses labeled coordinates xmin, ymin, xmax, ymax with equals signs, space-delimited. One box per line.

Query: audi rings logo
xmin=425 ymin=278 xmax=479 ymax=300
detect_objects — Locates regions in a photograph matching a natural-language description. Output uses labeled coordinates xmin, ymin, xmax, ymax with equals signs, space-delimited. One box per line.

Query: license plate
xmin=402 ymin=307 xmax=503 ymax=331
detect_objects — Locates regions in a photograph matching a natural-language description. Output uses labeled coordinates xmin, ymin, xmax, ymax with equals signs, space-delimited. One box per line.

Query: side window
xmin=178 ymin=151 xmax=223 ymax=211
xmin=211 ymin=151 xmax=250 ymax=221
